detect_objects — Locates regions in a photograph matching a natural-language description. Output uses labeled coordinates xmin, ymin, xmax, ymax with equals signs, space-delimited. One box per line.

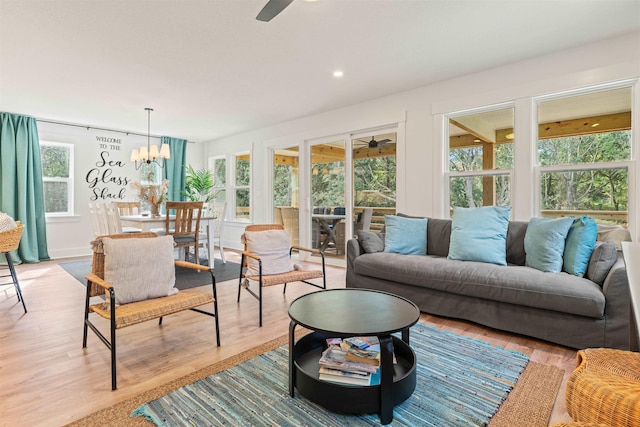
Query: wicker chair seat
xmin=90 ymin=292 xmax=214 ymax=329
xmin=565 ymin=348 xmax=640 ymax=427
xmin=246 ymin=269 xmax=324 ymax=287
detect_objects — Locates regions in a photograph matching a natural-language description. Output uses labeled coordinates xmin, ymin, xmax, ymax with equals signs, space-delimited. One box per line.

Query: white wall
xmin=38 ymin=122 xmax=205 ymax=258
xmin=39 ymin=31 xmax=640 ymax=257
xmin=204 ymin=31 xmax=640 ymax=250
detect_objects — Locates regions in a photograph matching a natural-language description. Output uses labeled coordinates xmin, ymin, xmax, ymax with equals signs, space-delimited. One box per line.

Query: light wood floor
xmin=0 ymin=250 xmax=576 ymax=427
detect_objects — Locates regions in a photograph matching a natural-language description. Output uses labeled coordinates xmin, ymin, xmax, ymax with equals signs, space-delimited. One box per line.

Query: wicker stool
xmin=0 ymin=223 xmax=26 ymax=313
xmin=565 ymin=348 xmax=640 ymax=427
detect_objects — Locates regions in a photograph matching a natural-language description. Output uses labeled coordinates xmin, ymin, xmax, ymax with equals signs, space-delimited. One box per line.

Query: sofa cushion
xmin=356 ymin=230 xmax=384 ymax=253
xmin=586 ymin=241 xmax=618 ymax=286
xmin=524 ymin=217 xmax=574 ymax=273
xmin=563 ymin=216 xmax=598 ymax=277
xmin=506 ymin=221 xmax=528 ymax=266
xmin=383 ymin=215 xmax=427 ymax=255
xmin=427 ymin=218 xmax=452 ymax=257
xmin=353 ymin=252 xmax=605 ymax=318
xmin=448 ymin=206 xmax=511 ymax=266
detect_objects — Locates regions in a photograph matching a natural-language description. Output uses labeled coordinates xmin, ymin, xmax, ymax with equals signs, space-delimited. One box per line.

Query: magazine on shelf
xmin=318 ymin=348 xmax=379 ymax=374
xmin=318 ymin=367 xmax=381 ymax=386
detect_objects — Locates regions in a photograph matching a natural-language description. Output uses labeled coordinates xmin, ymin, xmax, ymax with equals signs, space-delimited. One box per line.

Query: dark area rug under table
xmin=59 ymin=257 xmax=241 ymax=289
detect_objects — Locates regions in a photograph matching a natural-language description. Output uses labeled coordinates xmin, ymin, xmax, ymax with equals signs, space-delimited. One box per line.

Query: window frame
xmin=40 ymin=140 xmax=74 ymax=217
xmin=444 ymin=102 xmax=515 ymax=214
xmin=533 ymin=82 xmax=634 ymax=224
xmin=232 ymin=152 xmax=251 ymax=222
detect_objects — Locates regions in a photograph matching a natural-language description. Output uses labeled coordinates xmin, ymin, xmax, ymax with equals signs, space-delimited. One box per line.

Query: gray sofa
xmin=346 ymin=218 xmax=631 ymax=350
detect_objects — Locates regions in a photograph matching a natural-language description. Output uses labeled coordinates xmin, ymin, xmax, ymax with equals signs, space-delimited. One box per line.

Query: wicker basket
xmin=0 ymin=222 xmax=24 ymax=253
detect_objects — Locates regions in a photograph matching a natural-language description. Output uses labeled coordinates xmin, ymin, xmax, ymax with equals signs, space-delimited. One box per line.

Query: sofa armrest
xmin=601 ymin=253 xmax=631 ymax=348
xmin=346 ymin=238 xmax=362 ymax=288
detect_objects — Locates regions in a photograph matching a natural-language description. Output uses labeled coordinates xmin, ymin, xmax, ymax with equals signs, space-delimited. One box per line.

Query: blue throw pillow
xmin=524 ymin=217 xmax=574 ymax=273
xmin=563 ymin=216 xmax=598 ymax=276
xmin=383 ymin=215 xmax=427 ymax=255
xmin=448 ymin=206 xmax=511 ymax=266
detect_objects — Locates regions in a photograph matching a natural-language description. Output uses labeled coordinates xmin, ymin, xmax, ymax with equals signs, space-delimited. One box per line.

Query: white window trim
xmin=232 ymin=152 xmax=251 ymax=222
xmin=41 ymin=141 xmax=74 ymax=217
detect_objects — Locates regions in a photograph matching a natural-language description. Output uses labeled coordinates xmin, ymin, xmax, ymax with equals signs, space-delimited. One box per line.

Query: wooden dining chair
xmin=238 ymin=224 xmax=326 ymax=326
xmin=165 ymin=201 xmax=204 ymax=265
xmin=114 ymin=201 xmax=141 ymax=216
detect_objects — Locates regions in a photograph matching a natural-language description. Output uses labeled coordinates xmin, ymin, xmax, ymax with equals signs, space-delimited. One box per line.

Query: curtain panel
xmin=0 ymin=112 xmax=49 ymax=263
xmin=162 ymin=136 xmax=187 ymax=202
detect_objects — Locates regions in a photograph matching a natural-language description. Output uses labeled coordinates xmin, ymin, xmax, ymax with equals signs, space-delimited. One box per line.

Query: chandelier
xmin=130 ymin=108 xmax=170 ymax=170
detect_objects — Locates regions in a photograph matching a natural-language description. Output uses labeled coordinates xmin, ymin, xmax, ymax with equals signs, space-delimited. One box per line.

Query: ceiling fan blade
xmin=256 ymin=0 xmax=294 ymax=22
xmin=377 ymin=139 xmax=392 ymax=144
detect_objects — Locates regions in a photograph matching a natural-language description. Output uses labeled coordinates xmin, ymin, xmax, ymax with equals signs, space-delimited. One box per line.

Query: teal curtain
xmin=0 ymin=113 xmax=49 ymax=263
xmin=162 ymin=136 xmax=187 ymax=201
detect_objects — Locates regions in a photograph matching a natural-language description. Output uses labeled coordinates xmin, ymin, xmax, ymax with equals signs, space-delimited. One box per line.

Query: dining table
xmin=312 ymin=213 xmax=346 ymax=251
xmin=120 ymin=214 xmax=217 ymax=267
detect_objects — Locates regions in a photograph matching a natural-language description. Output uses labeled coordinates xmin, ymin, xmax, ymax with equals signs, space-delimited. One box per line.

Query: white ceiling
xmin=1 ymin=0 xmax=639 ymax=143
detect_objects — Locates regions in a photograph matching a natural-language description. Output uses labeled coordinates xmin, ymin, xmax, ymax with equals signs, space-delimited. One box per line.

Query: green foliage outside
xmin=539 ymin=131 xmax=630 ymax=214
xmin=41 ymin=144 xmax=70 ymax=213
xmin=274 ymin=164 xmax=293 ymax=206
xmin=235 ymin=158 xmax=250 ymax=218
xmin=353 ymin=156 xmax=396 ymax=207
xmin=448 ymin=131 xmax=630 ymax=220
xmin=449 ymin=144 xmax=512 ymax=208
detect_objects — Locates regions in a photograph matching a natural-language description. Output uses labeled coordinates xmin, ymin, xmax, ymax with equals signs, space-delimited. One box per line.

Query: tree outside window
xmin=40 ymin=141 xmax=73 ymax=215
xmin=234 ymin=154 xmax=250 ymax=220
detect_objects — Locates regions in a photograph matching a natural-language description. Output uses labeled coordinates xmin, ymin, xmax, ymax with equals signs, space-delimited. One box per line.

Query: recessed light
xmin=333 ymin=70 xmax=344 ymax=78
xmin=505 ymin=133 xmax=514 ymax=140
xmin=591 ymin=123 xmax=600 ymax=128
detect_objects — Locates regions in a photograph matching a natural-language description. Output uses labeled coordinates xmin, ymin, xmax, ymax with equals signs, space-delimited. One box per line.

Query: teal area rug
xmin=59 ymin=258 xmax=241 ymax=289
xmin=132 ymin=324 xmax=530 ymax=426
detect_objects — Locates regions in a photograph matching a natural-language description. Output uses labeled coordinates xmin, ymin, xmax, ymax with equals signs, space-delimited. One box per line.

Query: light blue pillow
xmin=448 ymin=206 xmax=511 ymax=266
xmin=563 ymin=216 xmax=598 ymax=276
xmin=383 ymin=215 xmax=427 ymax=255
xmin=524 ymin=217 xmax=574 ymax=273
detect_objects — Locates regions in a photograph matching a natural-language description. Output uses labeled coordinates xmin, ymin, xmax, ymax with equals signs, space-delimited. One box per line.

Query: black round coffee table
xmin=288 ymin=288 xmax=420 ymax=425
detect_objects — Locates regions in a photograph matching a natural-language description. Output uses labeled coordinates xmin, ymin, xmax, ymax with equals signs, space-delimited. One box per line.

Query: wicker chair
xmin=237 ymin=224 xmax=326 ymax=326
xmin=83 ymin=232 xmax=220 ymax=390
xmin=0 ymin=222 xmax=26 ymax=313
xmin=564 ymin=348 xmax=640 ymax=427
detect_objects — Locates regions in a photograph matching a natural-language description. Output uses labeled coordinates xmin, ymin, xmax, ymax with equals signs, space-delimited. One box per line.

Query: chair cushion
xmin=244 ymin=229 xmax=293 ymax=276
xmin=103 ymin=235 xmax=178 ymax=305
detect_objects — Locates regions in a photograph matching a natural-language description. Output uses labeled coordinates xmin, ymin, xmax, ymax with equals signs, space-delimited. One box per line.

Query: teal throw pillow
xmin=563 ymin=216 xmax=598 ymax=276
xmin=524 ymin=217 xmax=574 ymax=273
xmin=383 ymin=215 xmax=427 ymax=255
xmin=448 ymin=206 xmax=511 ymax=266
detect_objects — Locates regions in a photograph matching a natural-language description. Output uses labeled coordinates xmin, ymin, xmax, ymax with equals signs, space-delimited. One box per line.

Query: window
xmin=233 ymin=154 xmax=250 ymax=221
xmin=536 ymin=86 xmax=632 ymax=226
xmin=447 ymin=106 xmax=514 ymax=210
xmin=209 ymin=156 xmax=226 ymax=204
xmin=40 ymin=141 xmax=73 ymax=215
xmin=353 ymin=132 xmax=397 ymax=231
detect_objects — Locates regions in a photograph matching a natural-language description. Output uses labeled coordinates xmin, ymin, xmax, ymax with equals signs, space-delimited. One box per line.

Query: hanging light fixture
xmin=130 ymin=108 xmax=170 ymax=170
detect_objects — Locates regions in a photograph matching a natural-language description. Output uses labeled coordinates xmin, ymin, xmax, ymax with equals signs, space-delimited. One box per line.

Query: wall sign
xmin=86 ymin=136 xmax=131 ymax=201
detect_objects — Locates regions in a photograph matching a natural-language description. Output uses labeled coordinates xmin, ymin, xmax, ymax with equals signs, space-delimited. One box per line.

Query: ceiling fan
xmin=256 ymin=0 xmax=294 ymax=22
xmin=357 ymin=136 xmax=393 ymax=149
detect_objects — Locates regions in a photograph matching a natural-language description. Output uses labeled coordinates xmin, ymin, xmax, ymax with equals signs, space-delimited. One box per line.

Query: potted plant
xmin=182 ymin=165 xmax=221 ymax=215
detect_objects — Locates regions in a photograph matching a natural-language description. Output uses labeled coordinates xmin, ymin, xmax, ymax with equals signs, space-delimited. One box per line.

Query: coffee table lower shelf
xmin=292 ymin=331 xmax=416 ymax=415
